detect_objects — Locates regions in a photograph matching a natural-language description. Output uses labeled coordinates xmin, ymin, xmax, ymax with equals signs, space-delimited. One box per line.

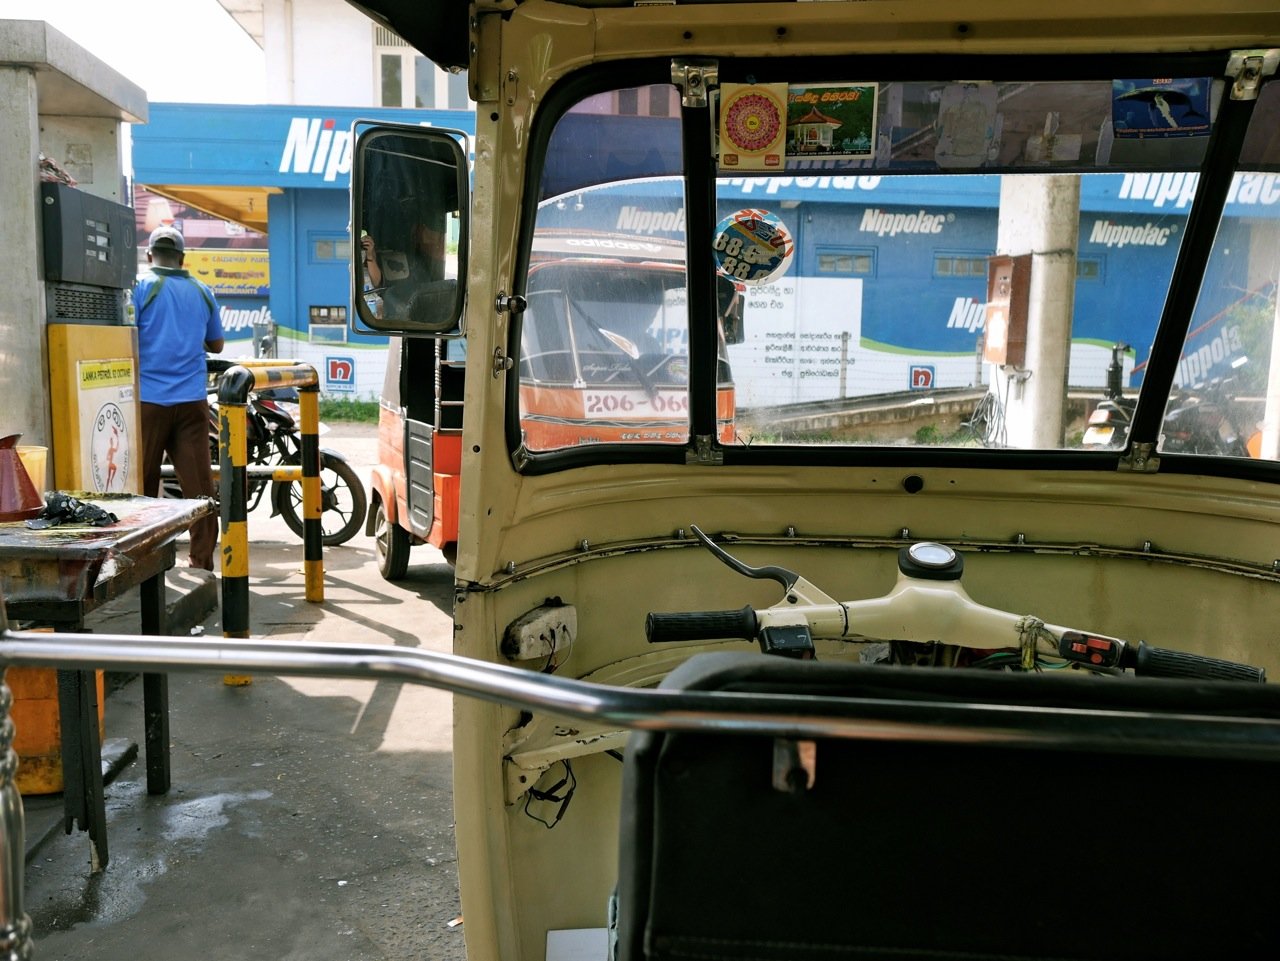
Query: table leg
xmin=139 ymin=573 xmax=171 ymax=795
xmin=56 ymin=667 xmax=108 ymax=871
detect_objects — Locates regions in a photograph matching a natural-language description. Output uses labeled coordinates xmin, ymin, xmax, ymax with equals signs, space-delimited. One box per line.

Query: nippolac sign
xmin=279 ymin=118 xmax=353 ymax=183
xmin=132 ymin=104 xmax=477 ymax=190
xmin=326 ymin=357 xmax=356 ymax=393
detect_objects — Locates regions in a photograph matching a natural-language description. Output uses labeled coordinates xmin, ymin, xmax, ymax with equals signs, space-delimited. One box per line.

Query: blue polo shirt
xmin=134 ymin=267 xmax=225 ymax=405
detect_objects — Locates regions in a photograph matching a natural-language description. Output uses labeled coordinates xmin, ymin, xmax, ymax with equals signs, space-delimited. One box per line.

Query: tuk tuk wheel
xmin=373 ymin=498 xmax=411 ymax=580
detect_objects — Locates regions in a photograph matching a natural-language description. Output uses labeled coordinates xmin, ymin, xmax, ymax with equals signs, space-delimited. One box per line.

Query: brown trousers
xmin=141 ymin=400 xmax=218 ymax=571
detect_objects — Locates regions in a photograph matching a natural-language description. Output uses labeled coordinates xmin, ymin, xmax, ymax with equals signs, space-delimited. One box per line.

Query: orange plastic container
xmin=6 ymin=666 xmax=105 ymax=795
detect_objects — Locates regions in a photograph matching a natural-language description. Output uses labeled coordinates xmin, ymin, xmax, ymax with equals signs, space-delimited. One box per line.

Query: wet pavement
xmin=17 ymin=422 xmax=469 ymax=961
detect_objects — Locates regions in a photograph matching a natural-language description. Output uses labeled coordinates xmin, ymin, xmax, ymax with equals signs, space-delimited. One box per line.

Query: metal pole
xmin=219 ymin=389 xmax=253 ymax=687
xmin=0 ymin=603 xmax=32 ymax=959
xmin=297 ymin=384 xmax=324 ymax=603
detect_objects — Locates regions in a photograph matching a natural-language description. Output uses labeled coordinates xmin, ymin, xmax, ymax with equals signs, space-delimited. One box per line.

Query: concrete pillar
xmin=990 ymin=175 xmax=1080 ymax=448
xmin=0 ymin=65 xmax=51 ymax=448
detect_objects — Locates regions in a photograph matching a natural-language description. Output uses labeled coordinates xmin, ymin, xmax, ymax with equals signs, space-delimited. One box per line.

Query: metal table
xmin=0 ymin=493 xmax=214 ymax=869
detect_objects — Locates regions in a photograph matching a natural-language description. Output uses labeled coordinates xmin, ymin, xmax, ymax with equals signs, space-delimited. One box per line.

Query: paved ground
xmin=19 ymin=422 xmax=469 ymax=961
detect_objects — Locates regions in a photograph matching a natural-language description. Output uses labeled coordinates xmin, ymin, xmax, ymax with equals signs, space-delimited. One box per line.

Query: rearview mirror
xmin=351 ymin=122 xmax=469 ymax=337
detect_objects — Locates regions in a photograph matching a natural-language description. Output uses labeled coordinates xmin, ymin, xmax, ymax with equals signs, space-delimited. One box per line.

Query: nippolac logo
xmin=327 ymin=357 xmax=355 ymax=387
xmin=279 ymin=118 xmax=352 ymax=182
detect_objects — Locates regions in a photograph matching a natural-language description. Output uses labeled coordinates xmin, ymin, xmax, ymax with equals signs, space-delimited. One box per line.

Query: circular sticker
xmin=712 ymin=209 xmax=795 ymax=286
xmin=723 ymin=91 xmax=783 ymax=153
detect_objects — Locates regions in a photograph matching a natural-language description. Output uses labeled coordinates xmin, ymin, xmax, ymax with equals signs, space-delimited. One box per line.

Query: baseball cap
xmin=148 ymin=225 xmax=185 ymax=253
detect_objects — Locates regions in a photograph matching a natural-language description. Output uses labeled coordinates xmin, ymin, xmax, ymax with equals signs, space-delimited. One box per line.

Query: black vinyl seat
xmin=614 ymin=652 xmax=1280 ymax=961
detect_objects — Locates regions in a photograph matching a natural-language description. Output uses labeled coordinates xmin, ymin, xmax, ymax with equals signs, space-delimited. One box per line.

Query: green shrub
xmin=319 ymin=396 xmax=380 ymax=423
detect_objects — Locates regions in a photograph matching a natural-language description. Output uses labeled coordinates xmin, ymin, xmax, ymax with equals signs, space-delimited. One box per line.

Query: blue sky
xmin=0 ymin=1 xmax=265 ymax=103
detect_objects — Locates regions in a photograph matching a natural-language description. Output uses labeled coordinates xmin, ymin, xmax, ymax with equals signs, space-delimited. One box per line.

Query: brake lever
xmin=687 ymin=525 xmax=846 ymax=647
xmin=690 ymin=525 xmax=800 ymax=592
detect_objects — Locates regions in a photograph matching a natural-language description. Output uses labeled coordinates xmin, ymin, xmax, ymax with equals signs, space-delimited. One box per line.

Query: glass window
xmin=818 ymin=248 xmax=875 ymax=276
xmin=414 ymin=56 xmax=436 ymax=108
xmin=1077 ymin=256 xmax=1103 ymax=281
xmin=311 ymin=235 xmax=351 ymax=262
xmin=520 ymin=72 xmax=1252 ymax=459
xmin=1158 ymin=82 xmax=1280 ymax=462
xmin=521 ymin=85 xmax=706 ymax=451
xmin=933 ymin=252 xmax=991 ymax=278
xmin=715 ymin=75 xmax=1218 ymax=450
xmin=448 ymin=71 xmax=470 ymax=110
xmin=380 ymin=54 xmax=402 ymax=108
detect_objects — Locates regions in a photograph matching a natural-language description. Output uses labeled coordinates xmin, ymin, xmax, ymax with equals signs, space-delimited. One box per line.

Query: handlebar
xmin=645 ymin=529 xmax=1266 ymax=684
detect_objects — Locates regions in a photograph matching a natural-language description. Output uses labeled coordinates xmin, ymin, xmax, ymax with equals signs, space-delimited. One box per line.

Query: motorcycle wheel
xmin=273 ymin=452 xmax=368 ymax=546
xmin=372 ymin=498 xmax=411 ymax=581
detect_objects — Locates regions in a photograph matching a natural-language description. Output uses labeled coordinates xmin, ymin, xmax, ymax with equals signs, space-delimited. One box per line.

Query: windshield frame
xmin=507 ymin=52 xmax=1280 ymax=484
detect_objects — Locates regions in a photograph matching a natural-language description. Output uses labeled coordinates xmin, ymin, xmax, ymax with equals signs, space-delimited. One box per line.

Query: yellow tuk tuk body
xmin=346 ymin=2 xmax=1280 ymax=958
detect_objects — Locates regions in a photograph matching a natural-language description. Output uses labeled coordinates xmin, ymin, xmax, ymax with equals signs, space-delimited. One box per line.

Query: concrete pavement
xmin=19 ymin=422 xmax=469 ymax=961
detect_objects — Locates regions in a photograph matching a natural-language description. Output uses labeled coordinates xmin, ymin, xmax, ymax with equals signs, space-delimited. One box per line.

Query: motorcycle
xmin=1081 ymin=342 xmax=1136 ymax=449
xmin=162 ymin=360 xmax=367 ymax=546
xmin=1160 ymin=357 xmax=1260 ymax=457
xmin=1083 ymin=345 xmax=1261 ymax=457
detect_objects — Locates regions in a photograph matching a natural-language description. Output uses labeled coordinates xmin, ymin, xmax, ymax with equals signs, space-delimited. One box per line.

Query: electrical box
xmin=984 ymin=254 xmax=1031 ymax=368
xmin=40 ymin=182 xmax=135 ymax=326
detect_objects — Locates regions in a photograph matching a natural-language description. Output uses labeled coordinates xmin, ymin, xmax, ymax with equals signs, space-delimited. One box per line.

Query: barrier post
xmin=298 ymin=383 xmax=324 ymax=602
xmin=216 ymin=362 xmax=325 ymax=685
xmin=218 ymin=371 xmax=253 ymax=686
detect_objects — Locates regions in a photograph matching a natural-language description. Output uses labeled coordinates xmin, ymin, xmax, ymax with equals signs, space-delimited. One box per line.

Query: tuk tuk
xmin=5 ymin=2 xmax=1280 ymax=961
xmin=368 ymin=232 xmax=741 ymax=577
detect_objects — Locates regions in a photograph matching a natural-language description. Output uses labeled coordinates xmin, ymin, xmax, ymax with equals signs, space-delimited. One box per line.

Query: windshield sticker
xmin=720 ymin=83 xmax=788 ymax=171
xmin=786 ymin=83 xmax=877 ymax=160
xmin=713 ymin=209 xmax=795 ymax=286
xmin=934 ymin=84 xmax=1001 ymax=168
xmin=1113 ymin=79 xmax=1212 ymax=139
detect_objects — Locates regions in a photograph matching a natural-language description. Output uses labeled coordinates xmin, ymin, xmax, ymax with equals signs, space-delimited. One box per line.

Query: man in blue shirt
xmin=135 ymin=225 xmax=225 ymax=570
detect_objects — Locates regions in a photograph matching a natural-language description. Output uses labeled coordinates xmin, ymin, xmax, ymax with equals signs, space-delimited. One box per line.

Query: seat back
xmin=615 ymin=652 xmax=1280 ymax=961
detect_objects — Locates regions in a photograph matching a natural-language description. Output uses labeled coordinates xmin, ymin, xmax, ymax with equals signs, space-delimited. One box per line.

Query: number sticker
xmin=712 ymin=209 xmax=794 ymax=287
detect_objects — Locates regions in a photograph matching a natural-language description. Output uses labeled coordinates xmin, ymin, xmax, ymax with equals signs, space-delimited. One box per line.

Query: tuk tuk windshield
xmin=518 ymin=70 xmax=1280 ymax=463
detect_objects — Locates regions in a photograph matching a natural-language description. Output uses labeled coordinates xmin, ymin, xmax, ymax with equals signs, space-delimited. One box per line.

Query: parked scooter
xmin=1082 ymin=342 xmax=1135 ymax=450
xmin=163 ymin=360 xmax=367 ymax=546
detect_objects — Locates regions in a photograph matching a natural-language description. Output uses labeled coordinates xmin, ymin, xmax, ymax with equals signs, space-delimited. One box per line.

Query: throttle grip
xmin=1133 ymin=642 xmax=1266 ymax=683
xmin=646 ymin=606 xmax=759 ymax=644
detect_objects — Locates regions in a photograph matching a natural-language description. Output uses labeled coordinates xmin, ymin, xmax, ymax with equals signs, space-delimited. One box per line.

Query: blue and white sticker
xmin=712 ymin=209 xmax=795 ymax=286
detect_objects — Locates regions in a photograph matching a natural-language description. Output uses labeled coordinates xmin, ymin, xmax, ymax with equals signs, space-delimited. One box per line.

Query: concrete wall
xmin=263 ymin=0 xmax=376 ymax=106
xmin=0 ymin=64 xmax=49 ymax=449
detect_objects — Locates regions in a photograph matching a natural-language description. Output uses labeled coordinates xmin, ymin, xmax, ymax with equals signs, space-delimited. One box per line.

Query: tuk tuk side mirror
xmin=351 ymin=121 xmax=470 ymax=338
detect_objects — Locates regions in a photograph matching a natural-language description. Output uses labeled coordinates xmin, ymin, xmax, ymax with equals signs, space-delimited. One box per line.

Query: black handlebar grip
xmin=645 ymin=606 xmax=759 ymax=644
xmin=1133 ymin=641 xmax=1266 ymax=683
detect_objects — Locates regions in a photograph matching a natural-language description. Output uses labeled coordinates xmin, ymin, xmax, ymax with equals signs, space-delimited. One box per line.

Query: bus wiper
xmin=568 ymin=296 xmax=660 ymax=399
